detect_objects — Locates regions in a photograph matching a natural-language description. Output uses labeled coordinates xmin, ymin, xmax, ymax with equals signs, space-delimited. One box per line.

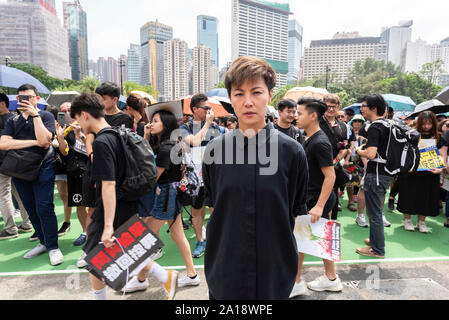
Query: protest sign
xmin=294 ymin=215 xmax=341 ymax=262
xmin=418 ymin=139 xmax=446 ymax=172
xmin=85 ymin=215 xmax=164 ymax=291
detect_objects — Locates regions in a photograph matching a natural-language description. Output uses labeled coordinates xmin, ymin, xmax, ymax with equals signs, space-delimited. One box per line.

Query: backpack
xmin=98 ymin=127 xmax=158 ymax=202
xmin=366 ymin=119 xmax=421 ymax=176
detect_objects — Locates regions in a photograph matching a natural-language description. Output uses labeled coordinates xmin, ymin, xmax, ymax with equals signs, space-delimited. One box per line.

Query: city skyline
xmin=35 ymin=0 xmax=449 ymax=70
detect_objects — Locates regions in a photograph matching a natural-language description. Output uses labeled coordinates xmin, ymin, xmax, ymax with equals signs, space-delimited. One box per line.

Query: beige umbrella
xmin=283 ymin=87 xmax=330 ymax=101
xmin=130 ymin=91 xmax=157 ymax=104
xmin=47 ymin=91 xmax=80 ymax=107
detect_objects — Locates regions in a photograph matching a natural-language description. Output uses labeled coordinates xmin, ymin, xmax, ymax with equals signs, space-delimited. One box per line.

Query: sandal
xmin=348 ymin=203 xmax=357 ymax=212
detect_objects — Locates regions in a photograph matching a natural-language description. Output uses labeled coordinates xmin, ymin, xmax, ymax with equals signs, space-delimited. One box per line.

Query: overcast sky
xmin=3 ymin=0 xmax=449 ymax=69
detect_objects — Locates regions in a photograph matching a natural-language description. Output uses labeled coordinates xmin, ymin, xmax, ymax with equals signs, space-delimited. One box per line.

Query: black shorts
xmin=83 ymin=218 xmax=103 ymax=255
xmin=305 ymin=191 xmax=337 ymax=221
xmin=67 ymin=175 xmax=84 ymax=207
xmin=82 ymin=168 xmax=97 ymax=208
xmin=191 ymin=187 xmax=205 ymax=210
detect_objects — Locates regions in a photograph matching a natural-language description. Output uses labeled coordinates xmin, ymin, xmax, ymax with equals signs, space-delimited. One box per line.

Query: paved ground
xmin=1 ymin=261 xmax=448 ymax=300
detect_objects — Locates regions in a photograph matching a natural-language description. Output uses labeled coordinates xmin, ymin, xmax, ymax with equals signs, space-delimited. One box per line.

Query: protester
xmin=183 ymin=113 xmax=192 ymax=124
xmin=70 ymin=93 xmax=178 ymax=300
xmin=179 ymin=93 xmax=226 ymax=259
xmin=275 ymin=99 xmax=305 ymax=146
xmin=291 ymin=98 xmax=341 ymax=298
xmin=0 ymin=93 xmax=33 ymax=240
xmin=0 ymin=84 xmax=63 ymax=265
xmin=344 ymin=108 xmax=355 ymax=123
xmin=397 ymin=111 xmax=443 ymax=233
xmin=227 ymin=115 xmax=238 ymax=131
xmin=124 ymin=93 xmax=149 ymax=136
xmin=123 ymin=109 xmax=200 ymax=293
xmin=355 ymin=94 xmax=394 ymax=258
xmin=202 ymin=56 xmax=309 ymax=300
xmin=95 ymin=82 xmax=133 ymax=129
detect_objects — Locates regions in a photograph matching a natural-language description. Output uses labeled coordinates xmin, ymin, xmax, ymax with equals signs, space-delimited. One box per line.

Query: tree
xmin=9 ymin=63 xmax=68 ymax=92
xmin=214 ymin=82 xmax=226 ymax=89
xmin=123 ymin=81 xmax=159 ymax=99
xmin=270 ymin=83 xmax=296 ymax=108
xmin=79 ymin=77 xmax=100 ymax=93
xmin=419 ymin=60 xmax=446 ymax=85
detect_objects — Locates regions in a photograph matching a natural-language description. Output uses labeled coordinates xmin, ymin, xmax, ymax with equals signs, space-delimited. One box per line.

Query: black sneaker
xmin=388 ymin=198 xmax=395 ymax=211
xmin=58 ymin=222 xmax=71 ymax=237
xmin=29 ymin=232 xmax=38 ymax=242
xmin=0 ymin=230 xmax=19 ymax=240
xmin=73 ymin=233 xmax=87 ymax=246
xmin=17 ymin=225 xmax=33 ymax=233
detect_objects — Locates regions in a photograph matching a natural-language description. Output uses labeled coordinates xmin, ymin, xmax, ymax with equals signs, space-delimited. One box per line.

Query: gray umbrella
xmin=436 ymin=86 xmax=449 ymax=104
xmin=408 ymin=99 xmax=449 ymax=119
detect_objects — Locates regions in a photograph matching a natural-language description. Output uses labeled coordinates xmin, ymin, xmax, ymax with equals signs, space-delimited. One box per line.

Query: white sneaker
xmin=356 ymin=214 xmax=369 ymax=228
xmin=383 ymin=215 xmax=391 ymax=227
xmin=150 ymin=249 xmax=163 ymax=261
xmin=121 ymin=276 xmax=149 ymax=293
xmin=24 ymin=244 xmax=47 ymax=259
xmin=418 ymin=221 xmax=429 ymax=233
xmin=49 ymin=249 xmax=64 ymax=266
xmin=202 ymin=226 xmax=207 ymax=241
xmin=307 ymin=275 xmax=343 ymax=292
xmin=289 ymin=280 xmax=308 ymax=298
xmin=404 ymin=219 xmax=415 ymax=232
xmin=177 ymin=274 xmax=201 ymax=288
xmin=13 ymin=209 xmax=21 ymax=218
xmin=77 ymin=252 xmax=87 ymax=268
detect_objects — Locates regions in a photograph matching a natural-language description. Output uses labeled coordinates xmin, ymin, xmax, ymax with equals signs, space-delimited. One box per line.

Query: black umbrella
xmin=436 ymin=86 xmax=449 ymax=105
xmin=407 ymin=99 xmax=449 ymax=119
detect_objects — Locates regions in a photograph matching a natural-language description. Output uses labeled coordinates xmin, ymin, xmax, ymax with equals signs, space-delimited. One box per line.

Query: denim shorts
xmin=55 ymin=174 xmax=67 ymax=182
xmin=138 ymin=183 xmax=182 ymax=221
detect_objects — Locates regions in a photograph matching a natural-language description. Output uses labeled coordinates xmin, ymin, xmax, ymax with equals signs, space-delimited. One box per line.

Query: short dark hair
xmin=17 ymin=84 xmax=38 ymax=96
xmin=95 ymin=82 xmax=120 ymax=99
xmin=362 ymin=94 xmax=387 ymax=116
xmin=45 ymin=105 xmax=59 ymax=119
xmin=0 ymin=93 xmax=9 ymax=109
xmin=70 ymin=93 xmax=105 ymax=119
xmin=345 ymin=109 xmax=355 ymax=117
xmin=278 ymin=99 xmax=297 ymax=112
xmin=297 ymin=98 xmax=328 ymax=118
xmin=228 ymin=115 xmax=238 ymax=123
xmin=127 ymin=93 xmax=149 ymax=124
xmin=190 ymin=93 xmax=209 ymax=113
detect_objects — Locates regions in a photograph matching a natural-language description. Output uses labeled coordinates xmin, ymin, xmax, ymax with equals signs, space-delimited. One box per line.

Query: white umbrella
xmin=283 ymin=87 xmax=330 ymax=101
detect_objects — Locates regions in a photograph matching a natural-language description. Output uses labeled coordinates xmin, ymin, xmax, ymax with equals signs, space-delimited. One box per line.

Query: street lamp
xmin=5 ymin=56 xmax=11 ymax=67
xmin=119 ymin=58 xmax=126 ymax=95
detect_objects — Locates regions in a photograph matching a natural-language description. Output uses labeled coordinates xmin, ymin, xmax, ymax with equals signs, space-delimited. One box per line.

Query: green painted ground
xmin=0 ymin=191 xmax=448 ymax=275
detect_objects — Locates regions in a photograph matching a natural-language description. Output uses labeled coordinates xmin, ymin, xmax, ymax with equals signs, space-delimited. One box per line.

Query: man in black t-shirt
xmin=95 ymin=82 xmax=133 ymax=129
xmin=291 ymin=98 xmax=341 ymax=298
xmin=275 ymin=99 xmax=305 ymax=146
xmin=70 ymin=93 xmax=178 ymax=300
xmin=356 ymin=94 xmax=394 ymax=259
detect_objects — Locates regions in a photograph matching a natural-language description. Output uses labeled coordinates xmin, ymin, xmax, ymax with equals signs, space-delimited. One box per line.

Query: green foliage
xmin=123 ymin=81 xmax=159 ymax=98
xmin=9 ymin=63 xmax=69 ymax=92
xmin=419 ymin=60 xmax=446 ymax=84
xmin=270 ymin=83 xmax=296 ymax=108
xmin=214 ymin=81 xmax=226 ymax=89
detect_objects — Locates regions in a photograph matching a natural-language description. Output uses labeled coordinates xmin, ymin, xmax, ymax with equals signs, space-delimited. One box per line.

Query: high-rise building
xmin=119 ymin=54 xmax=128 ymax=88
xmin=9 ymin=0 xmax=57 ymax=15
xmin=380 ymin=21 xmax=413 ymax=69
xmin=140 ymin=20 xmax=173 ymax=91
xmin=232 ymin=0 xmax=291 ymax=87
xmin=88 ymin=59 xmax=98 ymax=78
xmin=127 ymin=44 xmax=141 ymax=83
xmin=288 ymin=19 xmax=303 ymax=84
xmin=404 ymin=40 xmax=432 ymax=73
xmin=192 ymin=44 xmax=211 ymax=94
xmin=164 ymin=39 xmax=189 ymax=101
xmin=210 ymin=64 xmax=219 ymax=90
xmin=302 ymin=33 xmax=387 ymax=83
xmin=0 ymin=0 xmax=71 ymax=80
xmin=197 ymin=15 xmax=219 ymax=67
xmin=96 ymin=56 xmax=120 ymax=85
xmin=63 ymin=0 xmax=88 ymax=81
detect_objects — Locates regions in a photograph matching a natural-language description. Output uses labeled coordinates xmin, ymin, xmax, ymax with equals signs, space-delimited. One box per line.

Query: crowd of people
xmin=0 ymin=55 xmax=448 ymax=301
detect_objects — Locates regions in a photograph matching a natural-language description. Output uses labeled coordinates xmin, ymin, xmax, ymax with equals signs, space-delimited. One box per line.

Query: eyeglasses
xmin=337 ymin=116 xmax=345 ymax=119
xmin=445 ymin=123 xmax=449 ymax=128
xmin=360 ymin=104 xmax=369 ymax=109
xmin=196 ymin=106 xmax=212 ymax=111
xmin=327 ymin=105 xmax=340 ymax=110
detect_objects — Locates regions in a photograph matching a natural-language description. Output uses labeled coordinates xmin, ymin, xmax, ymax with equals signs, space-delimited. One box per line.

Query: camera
xmin=336 ymin=141 xmax=348 ymax=150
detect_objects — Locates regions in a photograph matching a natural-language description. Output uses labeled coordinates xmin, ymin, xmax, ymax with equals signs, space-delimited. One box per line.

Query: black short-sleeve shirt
xmin=105 ymin=112 xmax=133 ymax=129
xmin=90 ymin=128 xmax=137 ymax=226
xmin=1 ymin=111 xmax=55 ymax=156
xmin=366 ymin=121 xmax=391 ymax=176
xmin=304 ymin=130 xmax=334 ymax=198
xmin=155 ymin=140 xmax=182 ymax=185
xmin=274 ymin=124 xmax=305 ymax=147
xmin=319 ymin=117 xmax=348 ymax=159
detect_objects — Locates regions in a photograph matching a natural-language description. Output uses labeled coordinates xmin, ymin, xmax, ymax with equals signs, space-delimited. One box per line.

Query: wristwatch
xmin=31 ymin=114 xmax=40 ymax=119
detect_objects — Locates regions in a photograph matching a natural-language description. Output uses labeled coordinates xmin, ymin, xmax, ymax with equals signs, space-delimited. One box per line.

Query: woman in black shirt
xmin=125 ymin=93 xmax=149 ymax=137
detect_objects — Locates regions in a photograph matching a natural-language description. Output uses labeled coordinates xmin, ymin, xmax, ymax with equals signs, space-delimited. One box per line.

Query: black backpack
xmin=366 ymin=119 xmax=421 ymax=176
xmin=98 ymin=127 xmax=158 ymax=202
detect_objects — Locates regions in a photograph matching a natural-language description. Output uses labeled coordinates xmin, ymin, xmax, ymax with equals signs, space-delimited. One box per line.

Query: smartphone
xmin=18 ymin=95 xmax=30 ymax=103
xmin=57 ymin=112 xmax=66 ymax=126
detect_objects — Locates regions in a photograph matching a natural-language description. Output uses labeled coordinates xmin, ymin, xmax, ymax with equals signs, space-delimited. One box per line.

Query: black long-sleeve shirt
xmin=202 ymin=122 xmax=309 ymax=300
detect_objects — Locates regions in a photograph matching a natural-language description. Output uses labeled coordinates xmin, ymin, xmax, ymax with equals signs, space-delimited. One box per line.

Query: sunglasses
xmin=196 ymin=106 xmax=212 ymax=111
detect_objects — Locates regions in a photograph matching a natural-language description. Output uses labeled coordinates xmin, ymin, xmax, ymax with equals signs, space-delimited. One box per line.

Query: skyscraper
xmin=127 ymin=44 xmax=141 ymax=83
xmin=232 ymin=0 xmax=291 ymax=87
xmin=164 ymin=39 xmax=189 ymax=101
xmin=140 ymin=20 xmax=173 ymax=92
xmin=0 ymin=0 xmax=71 ymax=79
xmin=63 ymin=0 xmax=88 ymax=81
xmin=380 ymin=21 xmax=413 ymax=69
xmin=192 ymin=44 xmax=211 ymax=94
xmin=288 ymin=19 xmax=303 ymax=84
xmin=197 ymin=15 xmax=219 ymax=67
xmin=9 ymin=0 xmax=57 ymax=15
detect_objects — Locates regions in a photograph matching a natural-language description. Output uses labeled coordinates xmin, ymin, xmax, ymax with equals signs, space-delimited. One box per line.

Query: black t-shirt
xmin=438 ymin=131 xmax=449 ymax=149
xmin=0 ymin=113 xmax=13 ymax=132
xmin=274 ymin=124 xmax=305 ymax=147
xmin=319 ymin=117 xmax=348 ymax=159
xmin=90 ymin=128 xmax=137 ymax=226
xmin=105 ymin=112 xmax=133 ymax=129
xmin=155 ymin=140 xmax=182 ymax=185
xmin=304 ymin=130 xmax=334 ymax=198
xmin=136 ymin=121 xmax=146 ymax=138
xmin=366 ymin=121 xmax=391 ymax=176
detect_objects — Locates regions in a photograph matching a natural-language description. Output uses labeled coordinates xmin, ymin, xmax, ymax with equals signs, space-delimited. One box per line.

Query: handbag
xmin=334 ymin=161 xmax=351 ymax=187
xmin=0 ymin=148 xmax=53 ymax=182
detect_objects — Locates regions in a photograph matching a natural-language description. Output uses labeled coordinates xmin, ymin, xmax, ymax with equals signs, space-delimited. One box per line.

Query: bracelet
xmin=31 ymin=115 xmax=40 ymax=119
